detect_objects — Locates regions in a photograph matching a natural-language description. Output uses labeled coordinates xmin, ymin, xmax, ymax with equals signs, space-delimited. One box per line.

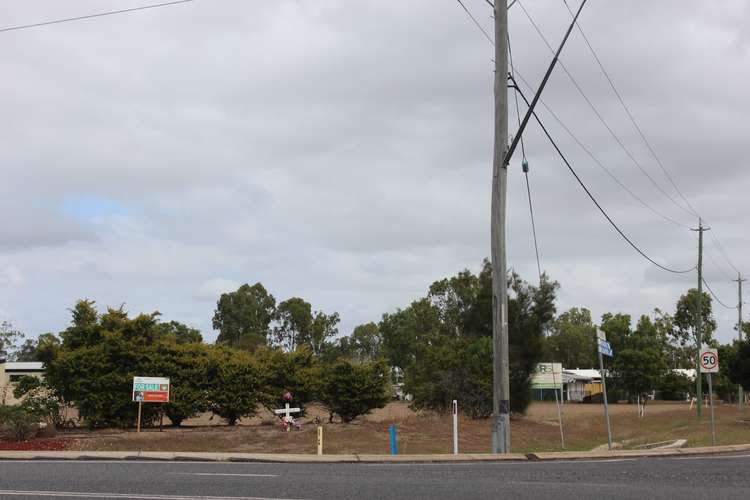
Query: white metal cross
xmin=274 ymin=402 xmax=301 ymax=423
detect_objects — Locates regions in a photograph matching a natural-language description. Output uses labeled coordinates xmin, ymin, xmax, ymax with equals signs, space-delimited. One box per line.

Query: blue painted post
xmin=389 ymin=424 xmax=398 ymax=455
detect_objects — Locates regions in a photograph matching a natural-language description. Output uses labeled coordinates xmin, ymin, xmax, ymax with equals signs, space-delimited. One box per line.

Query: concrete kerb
xmin=0 ymin=444 xmax=748 ymax=463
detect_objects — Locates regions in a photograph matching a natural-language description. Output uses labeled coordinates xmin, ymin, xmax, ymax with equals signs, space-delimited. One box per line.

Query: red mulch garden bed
xmin=0 ymin=438 xmax=75 ymax=451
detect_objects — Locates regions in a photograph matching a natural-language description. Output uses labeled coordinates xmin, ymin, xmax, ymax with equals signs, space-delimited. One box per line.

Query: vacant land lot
xmin=50 ymin=401 xmax=750 ymax=455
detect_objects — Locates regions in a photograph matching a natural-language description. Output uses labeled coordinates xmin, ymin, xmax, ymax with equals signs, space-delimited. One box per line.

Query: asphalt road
xmin=0 ymin=455 xmax=749 ymax=500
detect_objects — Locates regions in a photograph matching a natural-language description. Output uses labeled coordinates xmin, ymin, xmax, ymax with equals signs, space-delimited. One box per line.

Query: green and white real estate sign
xmin=531 ymin=363 xmax=563 ymax=390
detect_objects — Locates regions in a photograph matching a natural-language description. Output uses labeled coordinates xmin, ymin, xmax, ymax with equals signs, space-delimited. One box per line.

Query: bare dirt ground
xmin=58 ymin=401 xmax=750 ymax=454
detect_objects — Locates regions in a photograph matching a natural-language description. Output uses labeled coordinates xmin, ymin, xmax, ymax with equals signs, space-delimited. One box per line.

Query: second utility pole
xmin=736 ymin=273 xmax=746 ymax=410
xmin=491 ymin=0 xmax=510 ymax=454
xmin=692 ymin=219 xmax=709 ymax=418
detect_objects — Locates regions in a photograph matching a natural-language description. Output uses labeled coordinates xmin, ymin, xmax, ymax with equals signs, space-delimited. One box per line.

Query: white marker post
xmin=699 ymin=347 xmax=719 ymax=445
xmin=452 ymin=400 xmax=459 ymax=455
xmin=317 ymin=426 xmax=323 ymax=455
xmin=596 ymin=329 xmax=613 ymax=450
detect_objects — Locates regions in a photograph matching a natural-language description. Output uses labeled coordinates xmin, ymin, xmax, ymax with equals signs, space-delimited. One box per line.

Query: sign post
xmin=132 ymin=376 xmax=170 ymax=433
xmin=535 ymin=362 xmax=565 ymax=449
xmin=596 ymin=329 xmax=613 ymax=450
xmin=699 ymin=347 xmax=719 ymax=445
xmin=550 ymin=365 xmax=565 ymax=450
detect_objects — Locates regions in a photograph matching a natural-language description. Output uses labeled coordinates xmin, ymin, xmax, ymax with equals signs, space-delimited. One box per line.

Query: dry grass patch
xmin=66 ymin=402 xmax=750 ymax=454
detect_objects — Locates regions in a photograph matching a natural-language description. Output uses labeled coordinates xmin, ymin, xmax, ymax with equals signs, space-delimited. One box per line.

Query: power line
xmin=456 ymin=0 xmax=494 ymax=45
xmin=509 ymin=32 xmax=541 ymax=283
xmin=512 ymin=70 xmax=691 ymax=231
xmin=559 ymin=0 xmax=744 ymax=278
xmin=455 ymin=0 xmax=695 ymax=268
xmin=558 ymin=0 xmax=744 ymax=278
xmin=705 ymin=250 xmax=735 ymax=282
xmin=702 ymin=277 xmax=737 ymax=310
xmin=708 ymin=231 xmax=740 ymax=275
xmin=509 ymin=76 xmax=695 ymax=275
xmin=560 ymin=0 xmax=699 ymax=218
xmin=514 ymin=0 xmax=696 ymax=220
xmin=0 ymin=0 xmax=193 ymax=33
xmin=456 ymin=0 xmax=712 ymax=276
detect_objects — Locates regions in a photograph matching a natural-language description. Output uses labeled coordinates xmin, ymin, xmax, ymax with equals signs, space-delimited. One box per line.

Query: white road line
xmin=670 ymin=454 xmax=750 ymax=461
xmin=0 ymin=461 xmax=281 ymax=465
xmin=172 ymin=473 xmax=279 ymax=478
xmin=362 ymin=458 xmax=636 ymax=466
xmin=0 ymin=491 xmax=301 ymax=500
xmin=508 ymin=481 xmax=628 ymax=488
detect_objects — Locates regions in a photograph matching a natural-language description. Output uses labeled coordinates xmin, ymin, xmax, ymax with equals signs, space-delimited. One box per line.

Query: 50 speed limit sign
xmin=699 ymin=348 xmax=719 ymax=373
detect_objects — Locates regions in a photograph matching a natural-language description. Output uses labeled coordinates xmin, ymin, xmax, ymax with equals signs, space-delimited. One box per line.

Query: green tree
xmin=611 ymin=315 xmax=668 ymax=413
xmin=47 ymin=303 xmax=196 ymax=428
xmin=0 ymin=404 xmax=38 ymax=441
xmin=428 ymin=269 xmax=482 ymax=338
xmin=599 ymin=313 xmax=631 ymax=359
xmin=212 ymin=283 xmax=276 ymax=349
xmin=273 ymin=297 xmax=313 ymax=352
xmin=379 ymin=298 xmax=440 ymax=371
xmin=672 ymin=289 xmax=716 ymax=367
xmin=405 ymin=263 xmax=558 ymax=416
xmin=255 ymin=346 xmax=317 ymax=414
xmin=713 ymin=343 xmax=738 ymax=402
xmin=0 ymin=320 xmax=24 ymax=359
xmin=12 ymin=376 xmax=69 ymax=429
xmin=728 ymin=340 xmax=750 ymax=392
xmin=546 ymin=308 xmax=597 ymax=368
xmin=11 ymin=333 xmax=62 ymax=363
xmin=13 ymin=338 xmax=38 ymax=362
xmin=48 ymin=335 xmax=150 ymax=428
xmin=406 ymin=335 xmax=493 ymax=419
xmin=304 ymin=311 xmax=340 ymax=356
xmin=60 ymin=300 xmax=100 ymax=349
xmin=155 ymin=321 xmax=203 ymax=344
xmin=658 ymin=371 xmax=692 ymax=400
xmin=316 ymin=359 xmax=390 ymax=423
xmin=206 ymin=348 xmax=266 ymax=425
xmin=147 ymin=342 xmax=212 ymax=426
xmin=339 ymin=323 xmax=382 ymax=362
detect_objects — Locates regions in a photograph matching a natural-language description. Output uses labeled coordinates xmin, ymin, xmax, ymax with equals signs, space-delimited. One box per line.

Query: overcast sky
xmin=1 ymin=0 xmax=748 ymax=344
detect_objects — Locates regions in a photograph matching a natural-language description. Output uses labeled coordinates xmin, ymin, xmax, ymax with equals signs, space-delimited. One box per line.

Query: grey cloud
xmin=0 ymin=0 xmax=747 ymax=343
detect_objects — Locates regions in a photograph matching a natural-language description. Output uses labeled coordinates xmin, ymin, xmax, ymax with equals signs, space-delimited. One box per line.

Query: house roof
xmin=563 ymin=369 xmax=602 ymax=380
xmin=3 ymin=362 xmax=44 ymax=371
xmin=673 ymin=368 xmax=696 ymax=381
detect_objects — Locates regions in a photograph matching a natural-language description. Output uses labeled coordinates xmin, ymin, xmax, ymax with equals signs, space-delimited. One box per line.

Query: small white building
xmin=562 ymin=369 xmax=603 ymax=402
xmin=0 ymin=358 xmax=45 ymax=405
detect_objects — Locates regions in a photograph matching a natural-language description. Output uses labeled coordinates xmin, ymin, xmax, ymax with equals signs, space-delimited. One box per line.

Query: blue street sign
xmin=598 ymin=339 xmax=613 ymax=357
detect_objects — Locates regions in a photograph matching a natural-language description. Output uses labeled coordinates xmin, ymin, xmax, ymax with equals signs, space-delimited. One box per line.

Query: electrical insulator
xmin=522 ymin=159 xmax=529 ymax=173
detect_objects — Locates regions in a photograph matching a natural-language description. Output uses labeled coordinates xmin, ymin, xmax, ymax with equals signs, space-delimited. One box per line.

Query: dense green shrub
xmin=658 ymin=371 xmax=692 ymax=401
xmin=316 ymin=359 xmax=390 ymax=423
xmin=12 ymin=376 xmax=69 ymax=429
xmin=0 ymin=405 xmax=38 ymax=441
xmin=255 ymin=346 xmax=317 ymax=415
xmin=206 ymin=348 xmax=267 ymax=425
xmin=146 ymin=342 xmax=212 ymax=427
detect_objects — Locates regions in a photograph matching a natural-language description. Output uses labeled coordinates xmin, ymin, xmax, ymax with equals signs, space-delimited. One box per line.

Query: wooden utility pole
xmin=491 ymin=0 xmax=587 ymax=454
xmin=736 ymin=273 xmax=746 ymax=410
xmin=491 ymin=0 xmax=510 ymax=454
xmin=692 ymin=220 xmax=709 ymax=418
